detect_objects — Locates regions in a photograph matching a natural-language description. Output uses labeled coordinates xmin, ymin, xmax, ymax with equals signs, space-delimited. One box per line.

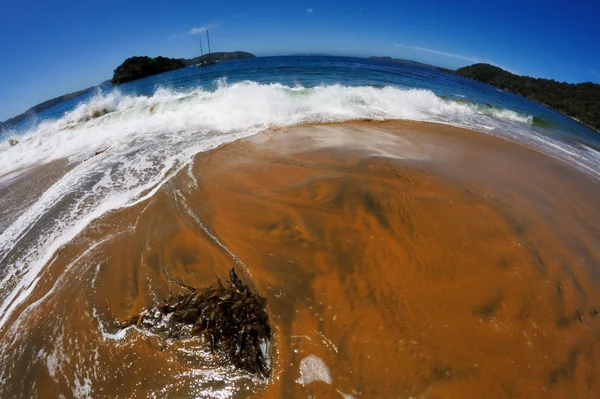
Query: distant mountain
xmin=183 ymin=51 xmax=255 ymax=66
xmin=369 ymin=56 xmax=454 ymax=73
xmin=456 ymin=63 xmax=600 ymax=131
xmin=290 ymin=53 xmax=334 ymax=57
xmin=112 ymin=56 xmax=186 ymax=85
xmin=0 ymin=86 xmax=96 ymax=132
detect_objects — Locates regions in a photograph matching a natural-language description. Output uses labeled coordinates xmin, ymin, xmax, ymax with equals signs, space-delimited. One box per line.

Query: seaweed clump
xmin=120 ymin=268 xmax=271 ymax=377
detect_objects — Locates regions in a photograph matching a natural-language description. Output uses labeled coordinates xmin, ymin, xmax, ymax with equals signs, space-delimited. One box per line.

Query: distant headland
xmin=0 ymin=86 xmax=97 ymax=132
xmin=111 ymin=52 xmax=256 ymax=85
xmin=369 ymin=56 xmax=454 ymax=73
xmin=183 ymin=51 xmax=255 ymax=66
xmin=455 ymin=63 xmax=600 ymax=131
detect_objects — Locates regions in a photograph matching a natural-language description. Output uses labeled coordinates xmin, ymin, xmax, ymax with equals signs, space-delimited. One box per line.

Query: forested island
xmin=111 ymin=56 xmax=186 ymax=85
xmin=111 ymin=52 xmax=256 ymax=85
xmin=456 ymin=63 xmax=600 ymax=131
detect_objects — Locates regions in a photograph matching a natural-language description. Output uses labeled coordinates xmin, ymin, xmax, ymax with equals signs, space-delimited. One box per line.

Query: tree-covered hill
xmin=111 ymin=56 xmax=186 ymax=85
xmin=456 ymin=63 xmax=600 ymax=131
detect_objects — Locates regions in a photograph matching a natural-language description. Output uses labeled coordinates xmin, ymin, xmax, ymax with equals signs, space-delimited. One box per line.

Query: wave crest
xmin=0 ymin=82 xmax=532 ymax=175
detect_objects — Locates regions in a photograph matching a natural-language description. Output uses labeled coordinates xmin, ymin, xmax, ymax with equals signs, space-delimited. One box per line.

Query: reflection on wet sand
xmin=1 ymin=121 xmax=600 ymax=398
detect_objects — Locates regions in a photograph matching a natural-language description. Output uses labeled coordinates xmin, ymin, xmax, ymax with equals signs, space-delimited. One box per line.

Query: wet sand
xmin=0 ymin=159 xmax=75 ymax=233
xmin=1 ymin=121 xmax=600 ymax=398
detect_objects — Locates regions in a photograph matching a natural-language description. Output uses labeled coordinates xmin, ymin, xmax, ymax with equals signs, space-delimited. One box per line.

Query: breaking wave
xmin=0 ymin=81 xmax=533 ymax=175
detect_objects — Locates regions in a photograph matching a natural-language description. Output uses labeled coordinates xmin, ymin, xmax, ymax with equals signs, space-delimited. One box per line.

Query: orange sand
xmin=1 ymin=121 xmax=600 ymax=398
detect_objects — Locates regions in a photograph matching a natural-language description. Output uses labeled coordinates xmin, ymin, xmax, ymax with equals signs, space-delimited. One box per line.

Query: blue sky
xmin=1 ymin=0 xmax=598 ymax=121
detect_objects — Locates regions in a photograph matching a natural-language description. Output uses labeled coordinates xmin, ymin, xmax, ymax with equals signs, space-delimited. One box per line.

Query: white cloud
xmin=168 ymin=22 xmax=221 ymax=39
xmin=306 ymin=8 xmax=313 ymax=13
xmin=393 ymin=43 xmax=517 ymax=73
xmin=167 ymin=33 xmax=185 ymax=40
xmin=394 ymin=43 xmax=479 ymax=63
xmin=189 ymin=26 xmax=210 ymax=35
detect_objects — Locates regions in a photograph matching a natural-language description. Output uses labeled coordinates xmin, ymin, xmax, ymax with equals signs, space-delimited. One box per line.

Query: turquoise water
xmin=0 ymin=56 xmax=599 ymax=330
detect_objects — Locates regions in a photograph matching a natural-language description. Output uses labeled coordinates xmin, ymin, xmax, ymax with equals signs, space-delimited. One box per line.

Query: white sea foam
xmin=0 ymin=81 xmax=596 ymax=334
xmin=295 ymin=355 xmax=332 ymax=386
xmin=337 ymin=390 xmax=356 ymax=399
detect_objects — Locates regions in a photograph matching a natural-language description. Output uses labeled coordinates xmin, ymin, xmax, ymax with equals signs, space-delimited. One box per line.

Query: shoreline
xmin=0 ymin=159 xmax=75 ymax=233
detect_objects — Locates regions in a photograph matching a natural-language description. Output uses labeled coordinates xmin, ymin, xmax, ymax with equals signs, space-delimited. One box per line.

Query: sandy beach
xmin=1 ymin=120 xmax=600 ymax=398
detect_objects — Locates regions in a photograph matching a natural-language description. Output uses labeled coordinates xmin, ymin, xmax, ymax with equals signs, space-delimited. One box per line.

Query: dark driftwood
xmin=120 ymin=268 xmax=271 ymax=376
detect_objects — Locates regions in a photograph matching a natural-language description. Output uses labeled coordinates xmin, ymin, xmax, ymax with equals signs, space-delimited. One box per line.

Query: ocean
xmin=3 ymin=56 xmax=599 ymax=177
xmin=1 ymin=56 xmax=600 ymax=398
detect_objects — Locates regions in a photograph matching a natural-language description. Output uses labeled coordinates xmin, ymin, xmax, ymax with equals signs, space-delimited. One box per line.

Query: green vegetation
xmin=111 ymin=52 xmax=256 ymax=84
xmin=456 ymin=64 xmax=600 ymax=131
xmin=111 ymin=56 xmax=186 ymax=85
